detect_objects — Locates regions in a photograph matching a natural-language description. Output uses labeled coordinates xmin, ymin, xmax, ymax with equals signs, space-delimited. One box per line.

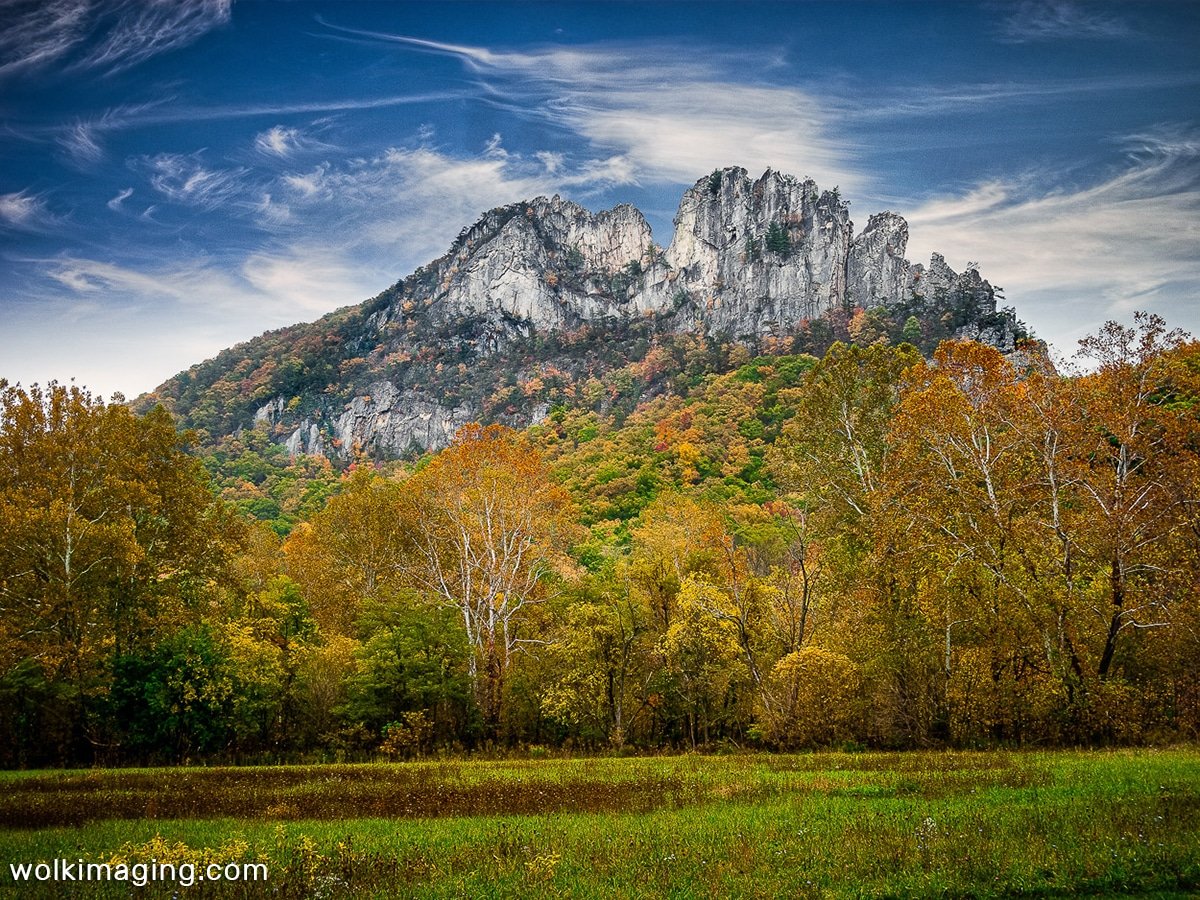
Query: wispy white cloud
xmin=58 ymin=120 xmax=103 ymax=164
xmin=0 ymin=0 xmax=230 ymax=79
xmin=52 ymin=99 xmax=169 ymax=165
xmin=253 ymin=192 xmax=293 ymax=227
xmin=0 ymin=191 xmax=53 ymax=230
xmin=240 ymin=246 xmax=378 ymax=317
xmin=0 ymin=0 xmax=90 ymax=78
xmin=253 ymin=124 xmax=332 ymax=159
xmin=1121 ymin=123 xmax=1200 ymax=159
xmin=136 ymin=151 xmax=250 ymax=211
xmin=82 ymin=0 xmax=230 ymax=74
xmin=905 ymin=182 xmax=1012 ymax=223
xmin=39 ymin=245 xmax=379 ymax=329
xmin=905 ymin=125 xmax=1200 ymax=352
xmin=483 ymin=132 xmax=508 ymax=159
xmin=841 ymin=73 xmax=1200 ymax=124
xmin=46 ymin=265 xmax=101 ymax=293
xmin=256 ymin=126 xmax=300 ymax=158
xmin=536 ymin=151 xmax=564 ymax=175
xmin=319 ymin=24 xmax=862 ymax=192
xmin=280 ymin=166 xmax=330 ymax=201
xmin=14 ymin=94 xmax=460 ymax=155
xmin=42 ymin=256 xmax=216 ymax=302
xmin=106 ymin=187 xmax=133 ymax=211
xmin=997 ymin=1 xmax=1132 ymax=43
xmin=167 ymin=92 xmax=467 ymax=124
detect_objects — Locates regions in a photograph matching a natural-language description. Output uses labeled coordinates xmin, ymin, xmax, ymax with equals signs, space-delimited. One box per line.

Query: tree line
xmin=1 ymin=313 xmax=1197 ymax=766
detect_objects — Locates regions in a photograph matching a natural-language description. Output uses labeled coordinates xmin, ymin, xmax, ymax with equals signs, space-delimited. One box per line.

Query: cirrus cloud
xmin=0 ymin=0 xmax=230 ymax=79
xmin=317 ymin=24 xmax=863 ymax=193
xmin=253 ymin=125 xmax=333 ymax=159
xmin=135 ymin=151 xmax=250 ymax=211
xmin=0 ymin=191 xmax=55 ymax=230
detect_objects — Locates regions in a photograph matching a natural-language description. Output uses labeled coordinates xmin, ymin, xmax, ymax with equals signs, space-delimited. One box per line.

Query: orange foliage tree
xmin=402 ymin=424 xmax=580 ymax=732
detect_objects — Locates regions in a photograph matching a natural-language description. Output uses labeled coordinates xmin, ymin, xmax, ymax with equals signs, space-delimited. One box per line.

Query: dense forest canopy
xmin=2 ymin=314 xmax=1198 ymax=766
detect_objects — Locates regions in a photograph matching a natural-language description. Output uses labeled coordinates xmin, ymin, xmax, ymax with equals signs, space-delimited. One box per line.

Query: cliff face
xmin=368 ymin=167 xmax=1000 ymax=346
xmin=847 ymin=212 xmax=911 ymax=309
xmin=144 ymin=166 xmax=1023 ymax=460
xmin=643 ymin=168 xmax=853 ymax=331
xmin=417 ymin=196 xmax=654 ymax=331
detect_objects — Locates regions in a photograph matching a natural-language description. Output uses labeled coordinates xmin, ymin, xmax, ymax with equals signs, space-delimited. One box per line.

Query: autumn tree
xmin=283 ymin=468 xmax=413 ymax=634
xmin=759 ymin=646 xmax=863 ymax=747
xmin=402 ymin=424 xmax=580 ymax=733
xmin=0 ymin=382 xmax=239 ymax=764
xmin=540 ymin=571 xmax=653 ymax=747
xmin=769 ymin=342 xmax=932 ymax=744
xmin=770 ymin=342 xmax=919 ymax=530
xmin=626 ymin=492 xmax=728 ymax=631
xmin=887 ymin=341 xmax=1055 ymax=742
xmin=660 ymin=577 xmax=748 ymax=747
xmin=885 ymin=324 xmax=1200 ymax=742
xmin=1070 ymin=314 xmax=1194 ymax=684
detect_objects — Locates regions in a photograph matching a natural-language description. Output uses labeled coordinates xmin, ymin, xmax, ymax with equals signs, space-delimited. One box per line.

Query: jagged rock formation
xmin=415 ymin=197 xmax=654 ymax=331
xmin=142 ymin=166 xmax=1026 ymax=460
xmin=364 ymin=167 xmax=1006 ymax=351
xmin=328 ymin=382 xmax=472 ymax=459
xmin=642 ymin=169 xmax=853 ymax=330
xmin=847 ymin=212 xmax=911 ymax=308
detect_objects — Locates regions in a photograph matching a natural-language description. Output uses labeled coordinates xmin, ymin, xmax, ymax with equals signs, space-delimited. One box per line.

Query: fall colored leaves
xmin=2 ymin=314 xmax=1198 ymax=764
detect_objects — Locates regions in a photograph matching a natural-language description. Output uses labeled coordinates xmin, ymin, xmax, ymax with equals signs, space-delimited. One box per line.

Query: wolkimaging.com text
xmin=8 ymin=857 xmax=268 ymax=888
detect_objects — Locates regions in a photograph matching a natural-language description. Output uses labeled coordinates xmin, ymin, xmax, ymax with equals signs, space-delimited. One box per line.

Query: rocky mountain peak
xmin=650 ymin=167 xmax=853 ymax=332
xmin=145 ymin=166 xmax=1027 ymax=461
xmin=848 ymin=211 xmax=910 ymax=308
xmin=368 ymin=194 xmax=656 ymax=334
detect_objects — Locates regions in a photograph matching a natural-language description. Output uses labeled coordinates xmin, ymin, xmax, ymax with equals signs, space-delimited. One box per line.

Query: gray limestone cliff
xmin=330 ymin=381 xmax=472 ymax=458
xmin=368 ymin=195 xmax=655 ymax=337
xmin=847 ymin=212 xmax=911 ymax=309
xmin=149 ymin=166 xmax=1025 ymax=461
xmin=371 ymin=167 xmax=1001 ymax=346
xmin=639 ymin=168 xmax=853 ymax=333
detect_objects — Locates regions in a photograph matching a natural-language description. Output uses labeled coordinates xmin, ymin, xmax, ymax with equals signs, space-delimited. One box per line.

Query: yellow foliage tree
xmin=759 ymin=647 xmax=862 ymax=748
xmin=402 ymin=424 xmax=580 ymax=731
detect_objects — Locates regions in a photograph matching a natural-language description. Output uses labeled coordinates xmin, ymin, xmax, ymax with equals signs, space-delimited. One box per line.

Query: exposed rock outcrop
xmin=379 ymin=167 xmax=999 ymax=349
xmin=148 ymin=166 xmax=1024 ymax=462
xmin=332 ymin=381 xmax=472 ymax=458
xmin=285 ymin=420 xmax=325 ymax=457
xmin=644 ymin=168 xmax=852 ymax=333
xmin=848 ymin=212 xmax=911 ymax=309
xmin=253 ymin=396 xmax=285 ymax=426
xmin=394 ymin=196 xmax=654 ymax=332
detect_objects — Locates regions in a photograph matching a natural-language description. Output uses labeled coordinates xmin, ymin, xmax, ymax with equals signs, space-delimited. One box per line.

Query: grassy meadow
xmin=1 ymin=750 xmax=1198 ymax=898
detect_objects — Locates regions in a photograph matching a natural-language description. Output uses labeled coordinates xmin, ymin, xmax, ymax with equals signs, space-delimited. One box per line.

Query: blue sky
xmin=2 ymin=0 xmax=1198 ymax=398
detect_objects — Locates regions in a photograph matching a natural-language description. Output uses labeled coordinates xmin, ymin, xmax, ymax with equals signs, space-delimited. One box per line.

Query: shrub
xmin=758 ymin=647 xmax=862 ymax=748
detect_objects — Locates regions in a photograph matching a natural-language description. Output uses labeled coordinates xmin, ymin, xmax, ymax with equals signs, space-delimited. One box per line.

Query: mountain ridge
xmin=138 ymin=166 xmax=1028 ymax=459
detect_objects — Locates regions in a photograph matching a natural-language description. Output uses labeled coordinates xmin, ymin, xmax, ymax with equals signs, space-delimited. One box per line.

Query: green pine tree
xmin=901 ymin=315 xmax=923 ymax=347
xmin=765 ymin=222 xmax=790 ymax=256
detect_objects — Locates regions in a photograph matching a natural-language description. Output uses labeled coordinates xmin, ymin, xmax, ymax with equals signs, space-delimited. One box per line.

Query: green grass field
xmin=1 ymin=750 xmax=1198 ymax=897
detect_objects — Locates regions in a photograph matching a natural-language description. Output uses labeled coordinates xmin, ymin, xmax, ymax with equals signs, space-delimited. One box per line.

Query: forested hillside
xmin=3 ymin=314 xmax=1197 ymax=766
xmin=137 ymin=168 xmax=1027 ymax=466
